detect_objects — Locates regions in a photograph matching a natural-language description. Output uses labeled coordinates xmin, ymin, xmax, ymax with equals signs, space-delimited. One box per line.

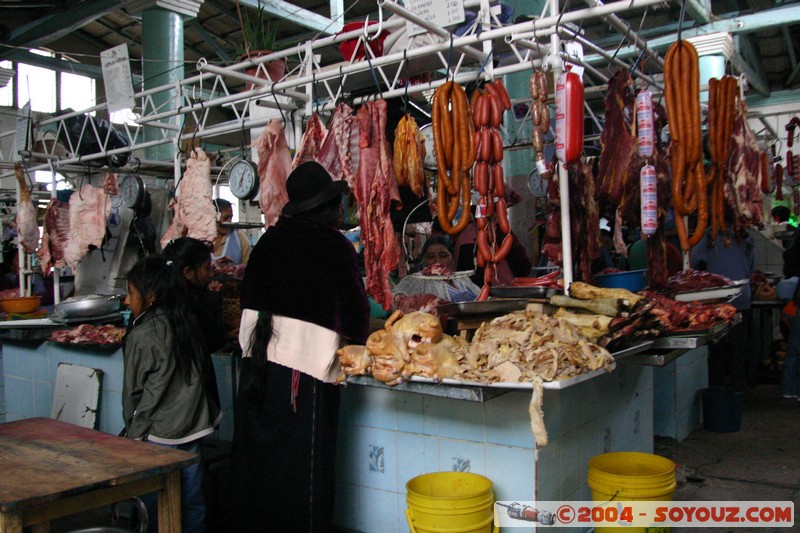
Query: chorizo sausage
xmin=493 ymin=164 xmax=505 ymax=197
xmin=496 ymin=197 xmax=510 ymax=234
xmin=493 ymin=79 xmax=512 ymax=110
xmin=492 ymin=129 xmax=504 ymax=163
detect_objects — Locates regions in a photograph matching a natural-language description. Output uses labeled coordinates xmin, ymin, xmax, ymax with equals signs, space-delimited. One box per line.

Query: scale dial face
xmin=419 ymin=123 xmax=437 ymax=170
xmin=528 ymin=168 xmax=548 ymax=198
xmin=120 ymin=175 xmax=144 ymax=209
xmin=229 ymin=159 xmax=259 ymax=200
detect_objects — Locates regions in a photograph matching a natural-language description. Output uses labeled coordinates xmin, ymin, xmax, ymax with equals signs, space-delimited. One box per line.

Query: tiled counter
xmin=1 ymin=340 xmax=236 ymax=440
xmin=332 ymin=364 xmax=654 ymax=533
xmin=652 ymin=346 xmax=709 ymax=441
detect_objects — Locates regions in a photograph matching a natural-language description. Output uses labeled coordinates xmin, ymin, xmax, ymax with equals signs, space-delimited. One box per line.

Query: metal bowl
xmin=52 ymin=294 xmax=122 ymax=319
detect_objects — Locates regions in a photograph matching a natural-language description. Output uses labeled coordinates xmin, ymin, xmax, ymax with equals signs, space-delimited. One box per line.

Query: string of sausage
xmin=433 ymin=81 xmax=474 ymax=235
xmin=707 ymin=75 xmax=738 ymax=240
xmin=529 ymin=68 xmax=550 ymax=171
xmin=471 ymin=80 xmax=512 ymax=300
xmin=664 ymin=40 xmax=706 ymax=251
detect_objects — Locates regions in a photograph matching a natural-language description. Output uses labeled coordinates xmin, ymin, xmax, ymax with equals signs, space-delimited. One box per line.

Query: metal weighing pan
xmin=438 ymin=299 xmax=528 ymax=317
xmin=51 ymin=294 xmax=122 ymax=319
xmin=489 ymin=286 xmax=558 ymax=299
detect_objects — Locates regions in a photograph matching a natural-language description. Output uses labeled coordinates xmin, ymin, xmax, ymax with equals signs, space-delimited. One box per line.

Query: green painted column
xmin=142 ymin=7 xmax=183 ymax=160
xmin=699 ymin=54 xmax=726 ymax=103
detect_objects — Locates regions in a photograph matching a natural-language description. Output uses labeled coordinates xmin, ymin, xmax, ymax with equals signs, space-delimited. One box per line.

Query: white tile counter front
xmin=333 ymin=364 xmax=654 ymax=533
xmin=1 ymin=341 xmax=236 ymax=441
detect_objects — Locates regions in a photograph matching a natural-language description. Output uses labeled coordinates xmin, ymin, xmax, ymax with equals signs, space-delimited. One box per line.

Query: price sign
xmin=101 ymin=44 xmax=135 ymax=112
xmin=406 ymin=0 xmax=465 ymax=37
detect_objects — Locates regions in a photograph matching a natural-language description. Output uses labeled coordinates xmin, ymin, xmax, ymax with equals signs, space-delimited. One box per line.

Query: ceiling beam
xmin=732 ymin=34 xmax=770 ymax=96
xmin=782 ymin=25 xmax=798 ymax=87
xmin=190 ymin=19 xmax=231 ymax=63
xmin=685 ymin=0 xmax=711 ymax=25
xmin=0 ymin=0 xmax=123 ymax=59
xmin=237 ymin=0 xmax=343 ymax=35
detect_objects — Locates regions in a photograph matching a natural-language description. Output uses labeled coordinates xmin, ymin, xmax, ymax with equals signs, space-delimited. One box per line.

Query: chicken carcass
xmin=366 ymin=328 xmax=407 ymax=385
xmin=405 ymin=335 xmax=466 ymax=381
xmin=385 ymin=310 xmax=443 ymax=351
xmin=256 ymin=120 xmax=292 ymax=227
xmin=335 ymin=344 xmax=372 ymax=383
xmin=15 ymin=163 xmax=39 ymax=254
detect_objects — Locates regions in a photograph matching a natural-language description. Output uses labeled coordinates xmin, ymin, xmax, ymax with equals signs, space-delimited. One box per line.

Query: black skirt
xmin=230 ymin=358 xmax=341 ymax=533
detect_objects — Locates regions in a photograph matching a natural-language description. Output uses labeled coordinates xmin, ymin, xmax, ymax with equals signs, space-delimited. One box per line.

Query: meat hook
xmin=365 ymin=2 xmax=384 ymax=42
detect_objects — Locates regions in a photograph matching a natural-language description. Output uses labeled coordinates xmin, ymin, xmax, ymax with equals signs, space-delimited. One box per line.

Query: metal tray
xmin=673 ymin=279 xmax=747 ymax=303
xmin=489 ymin=286 xmax=558 ymax=299
xmin=438 ymin=299 xmax=529 ymax=316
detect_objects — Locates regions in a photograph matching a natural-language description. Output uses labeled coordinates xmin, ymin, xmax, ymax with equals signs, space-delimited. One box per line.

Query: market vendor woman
xmin=231 ymin=161 xmax=370 ymax=532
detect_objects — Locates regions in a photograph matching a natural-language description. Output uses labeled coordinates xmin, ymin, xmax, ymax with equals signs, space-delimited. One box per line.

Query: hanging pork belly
xmin=14 ymin=163 xmax=39 ymax=254
xmin=255 ymin=121 xmax=293 ymax=227
xmin=160 ymin=147 xmax=217 ymax=247
xmin=292 ymin=113 xmax=327 ymax=169
xmin=63 ymin=174 xmax=115 ymax=269
xmin=725 ymin=98 xmax=765 ymax=229
xmin=316 ymin=103 xmax=362 ymax=190
xmin=37 ymin=198 xmax=70 ymax=276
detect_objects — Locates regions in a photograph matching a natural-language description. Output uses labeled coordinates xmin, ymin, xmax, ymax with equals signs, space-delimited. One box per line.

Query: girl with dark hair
xmin=122 ymin=255 xmax=222 ymax=533
xmin=162 ymin=237 xmax=229 ymax=353
xmin=231 ymin=161 xmax=370 ymax=532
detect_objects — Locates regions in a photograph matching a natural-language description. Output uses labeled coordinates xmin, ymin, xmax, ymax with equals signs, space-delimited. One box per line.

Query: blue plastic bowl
xmin=593 ymin=269 xmax=647 ymax=292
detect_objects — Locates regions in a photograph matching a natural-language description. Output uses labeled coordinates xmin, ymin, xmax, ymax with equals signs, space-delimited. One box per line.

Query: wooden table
xmin=0 ymin=418 xmax=199 ymax=533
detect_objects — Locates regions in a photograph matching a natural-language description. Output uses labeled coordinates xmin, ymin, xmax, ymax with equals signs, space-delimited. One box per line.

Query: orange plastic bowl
xmin=0 ymin=295 xmax=42 ymax=314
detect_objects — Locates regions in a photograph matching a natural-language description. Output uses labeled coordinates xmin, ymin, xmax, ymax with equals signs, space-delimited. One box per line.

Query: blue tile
xmin=7 ymin=377 xmax=32 ymax=419
xmin=437 ymin=438 xmax=486 ymax=475
xmin=485 ymin=444 xmax=535 ymax=502
xmin=395 ymin=390 xmax=425 ymax=433
xmin=2 ymin=346 xmax=18 ymax=377
xmin=4 ymin=376 xmax=21 ymax=415
xmin=485 ymin=391 xmax=537 ymax=448
xmin=338 ymin=385 xmax=361 ymax=427
xmin=396 ymin=432 xmax=439 ymax=490
xmin=558 ymin=430 xmax=581 ymax=498
xmin=15 ymin=348 xmax=32 ymax=380
xmin=30 ymin=351 xmax=50 ymax=381
xmin=534 ymin=440 xmax=560 ymax=501
xmin=358 ymin=387 xmax=396 ymax=430
xmin=435 ymin=397 xmax=485 ymax=443
xmin=422 ymin=395 xmax=441 ymax=436
xmin=360 ymin=487 xmax=400 ymax=533
xmin=99 ymin=391 xmax=125 ymax=434
xmin=32 ymin=381 xmax=52 ymax=418
xmin=541 ymin=389 xmax=566 ymax=440
xmin=359 ymin=427 xmax=398 ymax=491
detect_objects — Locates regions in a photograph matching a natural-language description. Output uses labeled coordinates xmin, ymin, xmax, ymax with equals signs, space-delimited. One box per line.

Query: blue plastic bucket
xmin=593 ymin=269 xmax=647 ymax=292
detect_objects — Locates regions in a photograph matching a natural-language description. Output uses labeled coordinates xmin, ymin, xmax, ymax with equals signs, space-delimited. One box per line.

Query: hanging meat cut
xmin=597 ymin=70 xmax=637 ymax=208
xmin=36 ymin=198 xmax=70 ymax=276
xmin=354 ymin=100 xmax=402 ymax=310
xmin=255 ymin=120 xmax=293 ymax=227
xmin=291 ymin=113 xmax=327 ymax=169
xmin=316 ymin=103 xmax=361 ymax=190
xmin=63 ymin=175 xmax=114 ymax=269
xmin=14 ymin=163 xmax=39 ymax=254
xmin=160 ymin=148 xmax=217 ymax=247
xmin=725 ymin=99 xmax=765 ymax=228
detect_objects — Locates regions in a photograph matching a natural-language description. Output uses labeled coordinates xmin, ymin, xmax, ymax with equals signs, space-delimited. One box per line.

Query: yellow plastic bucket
xmin=405 ymin=472 xmax=498 ymax=533
xmin=587 ymin=452 xmax=676 ymax=533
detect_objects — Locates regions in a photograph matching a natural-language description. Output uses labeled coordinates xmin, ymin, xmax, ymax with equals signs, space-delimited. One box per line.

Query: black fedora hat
xmin=282 ymin=161 xmax=348 ymax=215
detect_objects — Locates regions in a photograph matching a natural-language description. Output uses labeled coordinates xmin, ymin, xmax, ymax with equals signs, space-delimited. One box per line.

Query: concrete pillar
xmin=699 ymin=54 xmax=726 ymax=103
xmin=141 ymin=8 xmax=183 ymax=161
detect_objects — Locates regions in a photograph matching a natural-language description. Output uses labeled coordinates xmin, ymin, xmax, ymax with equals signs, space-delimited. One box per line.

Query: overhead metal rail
xmin=0 ymin=0 xmax=777 ymax=181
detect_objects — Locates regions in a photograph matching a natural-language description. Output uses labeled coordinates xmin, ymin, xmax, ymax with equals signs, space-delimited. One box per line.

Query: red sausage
xmin=492 ymin=234 xmax=514 ymax=263
xmin=493 ymin=79 xmax=513 ymax=110
xmin=493 ymin=164 xmax=505 ymax=197
xmin=474 ymin=161 xmax=489 ymax=195
xmin=483 ymin=262 xmax=496 ymax=285
xmin=477 ymin=227 xmax=492 ymax=262
xmin=554 ymin=70 xmax=584 ymax=163
xmin=477 ymin=283 xmax=491 ymax=301
xmin=496 ymin=197 xmax=510 ymax=234
xmin=492 ymin=129 xmax=504 ymax=163
xmin=480 ymin=128 xmax=492 ymax=162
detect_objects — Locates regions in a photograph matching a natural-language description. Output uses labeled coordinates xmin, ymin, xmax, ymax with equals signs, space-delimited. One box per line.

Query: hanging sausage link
xmin=471 ymin=80 xmax=512 ymax=300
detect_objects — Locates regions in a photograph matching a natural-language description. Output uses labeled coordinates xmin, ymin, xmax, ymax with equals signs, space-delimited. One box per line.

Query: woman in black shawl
xmin=231 ymin=162 xmax=370 ymax=532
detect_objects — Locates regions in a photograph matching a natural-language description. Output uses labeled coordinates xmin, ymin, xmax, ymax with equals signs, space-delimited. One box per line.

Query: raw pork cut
xmin=37 ymin=198 xmax=70 ymax=276
xmin=14 ymin=163 xmax=39 ymax=254
xmin=316 ymin=103 xmax=361 ymax=190
xmin=63 ymin=175 xmax=114 ymax=269
xmin=291 ymin=113 xmax=327 ymax=169
xmin=354 ymin=100 xmax=402 ymax=310
xmin=597 ymin=70 xmax=637 ymax=207
xmin=255 ymin=120 xmax=292 ymax=227
xmin=160 ymin=148 xmax=217 ymax=247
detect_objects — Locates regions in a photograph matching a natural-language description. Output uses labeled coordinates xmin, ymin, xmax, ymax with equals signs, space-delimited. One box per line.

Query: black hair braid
xmin=126 ymin=255 xmax=208 ymax=385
